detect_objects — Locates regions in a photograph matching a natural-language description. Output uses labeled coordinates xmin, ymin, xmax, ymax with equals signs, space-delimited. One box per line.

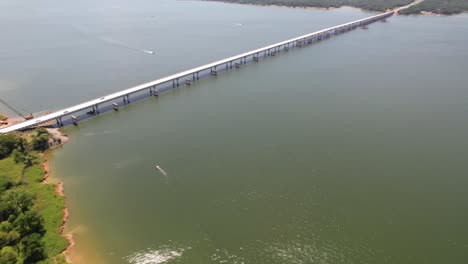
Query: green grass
xmin=23 ymin=162 xmax=69 ymax=262
xmin=0 ymin=114 xmax=7 ymax=121
xmin=0 ymin=156 xmax=24 ymax=185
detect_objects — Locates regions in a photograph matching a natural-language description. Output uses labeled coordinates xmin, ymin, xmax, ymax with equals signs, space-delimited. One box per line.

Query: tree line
xmin=0 ymin=129 xmax=53 ymax=264
xmin=205 ymin=0 xmax=468 ymax=14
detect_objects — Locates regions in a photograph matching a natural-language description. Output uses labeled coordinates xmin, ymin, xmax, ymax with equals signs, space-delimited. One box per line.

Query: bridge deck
xmin=0 ymin=11 xmax=393 ymax=134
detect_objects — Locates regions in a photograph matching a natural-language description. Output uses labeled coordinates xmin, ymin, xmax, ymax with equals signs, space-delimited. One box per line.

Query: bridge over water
xmin=0 ymin=11 xmax=394 ymax=134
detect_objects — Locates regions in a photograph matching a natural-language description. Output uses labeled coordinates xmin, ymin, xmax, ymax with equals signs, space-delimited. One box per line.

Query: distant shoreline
xmin=201 ymin=0 xmax=467 ymax=16
xmin=201 ymin=0 xmax=385 ymax=13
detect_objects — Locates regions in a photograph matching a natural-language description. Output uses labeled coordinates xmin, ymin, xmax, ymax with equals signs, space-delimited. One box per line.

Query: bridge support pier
xmin=123 ymin=95 xmax=129 ymax=104
xmin=211 ymin=66 xmax=217 ymax=76
xmin=112 ymin=103 xmax=119 ymax=111
xmin=149 ymin=85 xmax=156 ymax=95
xmin=153 ymin=89 xmax=159 ymax=97
xmin=71 ymin=115 xmax=78 ymax=126
xmin=56 ymin=117 xmax=63 ymax=127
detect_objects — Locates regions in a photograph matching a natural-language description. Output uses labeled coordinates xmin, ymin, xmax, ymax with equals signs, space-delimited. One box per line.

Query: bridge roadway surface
xmin=0 ymin=11 xmax=393 ymax=134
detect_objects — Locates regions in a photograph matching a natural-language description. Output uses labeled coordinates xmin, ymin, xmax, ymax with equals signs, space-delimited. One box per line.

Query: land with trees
xmin=204 ymin=0 xmax=468 ymax=14
xmin=399 ymin=0 xmax=468 ymax=15
xmin=0 ymin=128 xmax=68 ymax=264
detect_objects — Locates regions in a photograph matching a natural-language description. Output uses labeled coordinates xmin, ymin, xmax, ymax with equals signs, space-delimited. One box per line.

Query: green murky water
xmin=2 ymin=0 xmax=468 ymax=263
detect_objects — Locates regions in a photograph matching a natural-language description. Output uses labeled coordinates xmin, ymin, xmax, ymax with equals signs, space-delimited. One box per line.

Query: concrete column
xmin=56 ymin=117 xmax=63 ymax=127
xmin=113 ymin=103 xmax=119 ymax=111
xmin=71 ymin=115 xmax=78 ymax=126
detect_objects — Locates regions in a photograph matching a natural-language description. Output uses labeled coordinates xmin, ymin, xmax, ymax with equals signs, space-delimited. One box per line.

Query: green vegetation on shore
xmin=0 ymin=114 xmax=7 ymax=122
xmin=400 ymin=0 xmax=468 ymax=15
xmin=205 ymin=0 xmax=468 ymax=14
xmin=205 ymin=0 xmax=414 ymax=11
xmin=0 ymin=129 xmax=68 ymax=264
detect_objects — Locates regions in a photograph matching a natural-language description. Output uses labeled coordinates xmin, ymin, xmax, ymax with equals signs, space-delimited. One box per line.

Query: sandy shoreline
xmin=42 ymin=129 xmax=74 ymax=263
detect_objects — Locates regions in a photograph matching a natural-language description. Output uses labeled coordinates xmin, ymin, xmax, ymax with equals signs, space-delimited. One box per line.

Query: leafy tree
xmin=14 ymin=211 xmax=45 ymax=237
xmin=0 ymin=176 xmax=14 ymax=193
xmin=0 ymin=246 xmax=19 ymax=264
xmin=11 ymin=149 xmax=33 ymax=166
xmin=12 ymin=149 xmax=25 ymax=164
xmin=19 ymin=233 xmax=46 ymax=263
xmin=0 ymin=134 xmax=24 ymax=159
xmin=31 ymin=134 xmax=49 ymax=151
xmin=0 ymin=189 xmax=35 ymax=221
xmin=35 ymin=128 xmax=48 ymax=137
xmin=0 ymin=221 xmax=21 ymax=246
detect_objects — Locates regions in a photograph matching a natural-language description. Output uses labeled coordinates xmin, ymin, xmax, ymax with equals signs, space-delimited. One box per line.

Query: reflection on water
xmin=125 ymin=246 xmax=185 ymax=264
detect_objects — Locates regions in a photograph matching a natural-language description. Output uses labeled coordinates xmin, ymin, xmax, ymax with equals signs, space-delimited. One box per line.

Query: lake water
xmin=2 ymin=0 xmax=468 ymax=263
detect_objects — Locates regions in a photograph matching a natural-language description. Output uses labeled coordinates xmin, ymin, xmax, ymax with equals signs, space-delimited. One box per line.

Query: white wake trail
xmin=72 ymin=25 xmax=155 ymax=55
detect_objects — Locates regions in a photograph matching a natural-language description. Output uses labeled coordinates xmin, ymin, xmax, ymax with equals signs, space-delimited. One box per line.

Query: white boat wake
xmin=72 ymin=24 xmax=155 ymax=55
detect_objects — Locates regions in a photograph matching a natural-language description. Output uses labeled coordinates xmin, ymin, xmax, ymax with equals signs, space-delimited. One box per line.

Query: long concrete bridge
xmin=0 ymin=11 xmax=394 ymax=134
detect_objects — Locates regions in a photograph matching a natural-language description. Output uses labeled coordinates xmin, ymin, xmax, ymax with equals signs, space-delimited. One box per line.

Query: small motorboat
xmin=155 ymin=165 xmax=168 ymax=176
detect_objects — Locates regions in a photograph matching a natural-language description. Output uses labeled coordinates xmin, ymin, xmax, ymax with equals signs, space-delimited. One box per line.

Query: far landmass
xmin=204 ymin=0 xmax=468 ymax=15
